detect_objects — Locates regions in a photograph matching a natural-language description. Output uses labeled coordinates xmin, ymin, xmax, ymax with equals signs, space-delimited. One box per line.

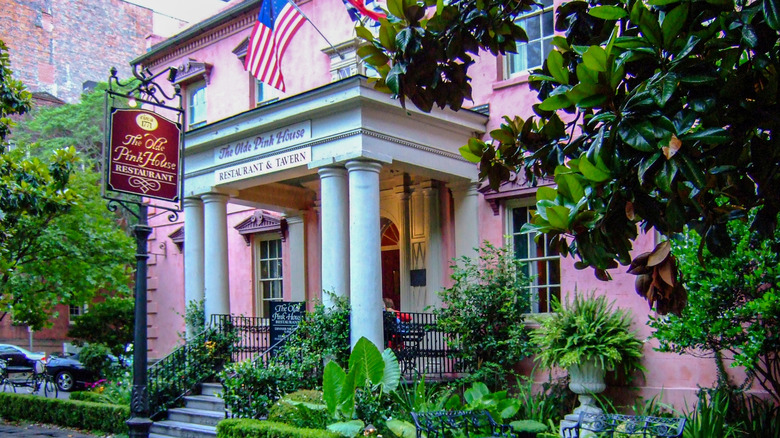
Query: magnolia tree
xmin=356 ymin=0 xmax=780 ymax=315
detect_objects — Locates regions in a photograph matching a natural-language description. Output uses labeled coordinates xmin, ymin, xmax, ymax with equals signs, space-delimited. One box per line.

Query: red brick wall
xmin=0 ymin=0 xmax=153 ymax=104
xmin=0 ymin=304 xmax=75 ymax=355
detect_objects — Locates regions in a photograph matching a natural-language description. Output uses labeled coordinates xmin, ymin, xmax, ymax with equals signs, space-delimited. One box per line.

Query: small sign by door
xmin=269 ymin=301 xmax=305 ymax=350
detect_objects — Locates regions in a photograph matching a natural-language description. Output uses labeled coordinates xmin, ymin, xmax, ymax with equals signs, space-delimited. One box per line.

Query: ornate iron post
xmin=103 ymin=66 xmax=183 ymax=438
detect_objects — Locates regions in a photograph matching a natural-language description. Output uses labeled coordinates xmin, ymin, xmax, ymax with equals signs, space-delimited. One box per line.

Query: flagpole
xmin=286 ymin=0 xmax=345 ymax=60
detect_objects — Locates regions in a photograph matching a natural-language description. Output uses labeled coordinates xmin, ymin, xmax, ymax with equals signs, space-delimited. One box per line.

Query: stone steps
xmin=150 ymin=383 xmax=225 ymax=438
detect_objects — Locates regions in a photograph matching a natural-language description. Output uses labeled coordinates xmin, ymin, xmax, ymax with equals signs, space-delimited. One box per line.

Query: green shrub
xmin=221 ymin=296 xmax=350 ymax=419
xmin=0 ymin=392 xmax=129 ymax=434
xmin=435 ymin=243 xmax=535 ymax=388
xmin=217 ymin=419 xmax=341 ymax=438
xmin=268 ymin=390 xmax=328 ymax=429
xmin=79 ymin=343 xmax=113 ymax=378
xmin=69 ymin=391 xmax=107 ymax=403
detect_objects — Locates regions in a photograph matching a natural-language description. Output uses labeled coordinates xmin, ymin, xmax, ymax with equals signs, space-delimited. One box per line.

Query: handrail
xmin=148 ymin=315 xmax=236 ymax=418
xmin=222 ymin=325 xmax=302 ymax=419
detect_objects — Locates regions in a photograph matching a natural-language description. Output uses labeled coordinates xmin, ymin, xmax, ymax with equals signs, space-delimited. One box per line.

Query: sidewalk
xmin=0 ymin=422 xmax=103 ymax=437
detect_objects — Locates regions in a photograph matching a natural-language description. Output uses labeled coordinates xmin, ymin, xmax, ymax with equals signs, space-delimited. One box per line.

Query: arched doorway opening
xmin=380 ymin=218 xmax=401 ymax=310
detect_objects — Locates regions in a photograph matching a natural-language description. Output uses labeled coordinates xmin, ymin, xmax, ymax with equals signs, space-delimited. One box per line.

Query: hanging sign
xmin=269 ymin=301 xmax=305 ymax=348
xmin=106 ymin=108 xmax=182 ymax=202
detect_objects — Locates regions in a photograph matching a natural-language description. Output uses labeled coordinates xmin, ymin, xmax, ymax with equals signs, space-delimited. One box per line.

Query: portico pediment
xmin=234 ymin=211 xmax=287 ymax=245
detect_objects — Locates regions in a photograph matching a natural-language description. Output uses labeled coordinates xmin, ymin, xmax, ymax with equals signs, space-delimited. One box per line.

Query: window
xmin=255 ymin=79 xmax=280 ymax=107
xmin=187 ymin=82 xmax=207 ymax=128
xmin=506 ymin=0 xmax=555 ymax=76
xmin=508 ymin=203 xmax=561 ymax=313
xmin=69 ymin=305 xmax=86 ymax=324
xmin=255 ymin=237 xmax=283 ymax=318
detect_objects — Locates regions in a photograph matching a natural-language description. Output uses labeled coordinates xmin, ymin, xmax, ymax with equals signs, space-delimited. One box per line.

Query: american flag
xmin=342 ymin=0 xmax=386 ymax=23
xmin=244 ymin=0 xmax=305 ymax=92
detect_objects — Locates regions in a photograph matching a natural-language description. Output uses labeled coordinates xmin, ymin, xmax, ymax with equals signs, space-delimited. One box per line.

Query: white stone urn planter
xmin=559 ymin=359 xmax=606 ymax=436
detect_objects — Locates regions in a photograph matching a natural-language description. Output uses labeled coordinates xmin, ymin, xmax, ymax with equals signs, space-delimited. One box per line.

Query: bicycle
xmin=0 ymin=359 xmax=13 ymax=393
xmin=20 ymin=360 xmax=58 ymax=398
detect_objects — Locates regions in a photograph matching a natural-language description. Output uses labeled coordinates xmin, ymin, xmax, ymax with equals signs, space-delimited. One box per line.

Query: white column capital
xmin=201 ymin=192 xmax=230 ymax=204
xmin=183 ymin=196 xmax=203 ymax=208
xmin=285 ymin=215 xmax=304 ymax=225
xmin=345 ymin=159 xmax=383 ymax=174
xmin=450 ymin=181 xmax=480 ymax=196
xmin=317 ymin=166 xmax=347 ymax=179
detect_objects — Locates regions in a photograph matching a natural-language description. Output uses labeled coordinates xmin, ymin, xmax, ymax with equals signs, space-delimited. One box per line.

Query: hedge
xmin=217 ymin=419 xmax=341 ymax=438
xmin=0 ymin=392 xmax=129 ymax=434
xmin=69 ymin=391 xmax=109 ymax=404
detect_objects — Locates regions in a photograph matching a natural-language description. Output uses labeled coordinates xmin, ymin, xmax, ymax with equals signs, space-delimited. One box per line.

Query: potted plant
xmin=531 ymin=292 xmax=645 ymax=417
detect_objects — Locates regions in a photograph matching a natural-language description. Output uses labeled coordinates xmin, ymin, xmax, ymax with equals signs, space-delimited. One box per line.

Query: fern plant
xmin=531 ymin=292 xmax=645 ymax=377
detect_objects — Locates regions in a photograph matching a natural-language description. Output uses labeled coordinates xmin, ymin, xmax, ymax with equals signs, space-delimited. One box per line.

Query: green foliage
xmin=512 ymin=375 xmax=576 ymax=425
xmin=216 ymin=419 xmax=341 ymax=438
xmin=68 ymin=295 xmax=134 ymax=358
xmin=682 ymin=390 xmax=739 ymax=438
xmin=321 ymin=337 xmax=401 ymax=436
xmin=0 ymin=51 xmax=133 ymax=328
xmin=0 ymin=392 xmax=129 ymax=434
xmin=650 ymin=218 xmax=780 ymax=402
xmin=357 ymin=0 xmax=780 ymax=314
xmin=150 ymin=325 xmax=236 ymax=414
xmin=221 ymin=296 xmax=350 ymax=419
xmin=86 ymin=367 xmax=133 ymax=405
xmin=69 ymin=391 xmax=108 ymax=403
xmin=435 ymin=243 xmax=535 ymax=384
xmin=79 ymin=343 xmax=113 ymax=378
xmin=183 ymin=297 xmax=206 ymax=336
xmin=268 ymin=390 xmax=329 ymax=429
xmin=532 ymin=292 xmax=645 ymax=377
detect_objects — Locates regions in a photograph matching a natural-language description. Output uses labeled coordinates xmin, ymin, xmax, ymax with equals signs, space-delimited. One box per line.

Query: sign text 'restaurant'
xmin=215 ymin=147 xmax=311 ymax=184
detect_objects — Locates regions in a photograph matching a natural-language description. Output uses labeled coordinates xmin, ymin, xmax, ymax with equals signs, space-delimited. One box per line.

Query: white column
xmin=395 ymin=186 xmax=411 ymax=312
xmin=318 ymin=166 xmax=350 ymax=308
xmin=183 ymin=197 xmax=205 ymax=337
xmin=202 ymin=192 xmax=230 ymax=321
xmin=346 ymin=160 xmax=383 ymax=349
xmin=423 ymin=182 xmax=442 ymax=309
xmin=452 ymin=182 xmax=481 ymax=261
xmin=286 ymin=215 xmax=307 ymax=302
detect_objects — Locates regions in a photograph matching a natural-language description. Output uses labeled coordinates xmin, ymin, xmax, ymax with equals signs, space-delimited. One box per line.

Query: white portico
xmin=182 ymin=77 xmax=486 ymax=348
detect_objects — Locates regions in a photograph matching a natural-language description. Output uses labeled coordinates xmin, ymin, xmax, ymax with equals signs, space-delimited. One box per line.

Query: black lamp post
xmin=104 ymin=66 xmax=182 ymax=438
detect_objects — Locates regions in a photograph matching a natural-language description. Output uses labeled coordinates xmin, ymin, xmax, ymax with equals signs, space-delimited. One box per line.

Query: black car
xmin=0 ymin=344 xmax=45 ymax=371
xmin=44 ymin=353 xmax=98 ymax=392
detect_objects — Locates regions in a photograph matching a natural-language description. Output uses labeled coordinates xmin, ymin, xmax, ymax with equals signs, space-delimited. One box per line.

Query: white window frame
xmin=254 ymin=235 xmax=284 ymax=318
xmin=187 ymin=82 xmax=207 ymax=129
xmin=68 ymin=304 xmax=87 ymax=325
xmin=506 ymin=0 xmax=555 ymax=77
xmin=255 ymin=79 xmax=280 ymax=107
xmin=506 ymin=199 xmax=561 ymax=313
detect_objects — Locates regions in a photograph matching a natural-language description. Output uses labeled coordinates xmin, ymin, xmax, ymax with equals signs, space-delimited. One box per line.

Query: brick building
xmin=0 ymin=0 xmax=154 ymax=104
xmin=0 ymin=0 xmax=155 ymax=354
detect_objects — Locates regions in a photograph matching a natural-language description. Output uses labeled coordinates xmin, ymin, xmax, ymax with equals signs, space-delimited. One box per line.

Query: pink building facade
xmin=134 ymin=0 xmax=752 ymax=409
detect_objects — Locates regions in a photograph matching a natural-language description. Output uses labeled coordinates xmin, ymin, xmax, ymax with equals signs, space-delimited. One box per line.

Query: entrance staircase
xmin=150 ymin=382 xmax=224 ymax=438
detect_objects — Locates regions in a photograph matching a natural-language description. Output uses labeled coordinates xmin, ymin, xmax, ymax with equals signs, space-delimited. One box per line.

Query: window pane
xmin=261 ymin=241 xmax=268 ymax=259
xmin=543 ymin=11 xmax=554 ymax=35
xmin=527 ymin=41 xmax=542 ymax=70
xmin=525 ymin=15 xmax=541 ymax=41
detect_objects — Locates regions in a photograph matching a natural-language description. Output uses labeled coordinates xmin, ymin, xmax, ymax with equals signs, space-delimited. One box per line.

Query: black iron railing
xmin=148 ymin=315 xmax=236 ymax=417
xmin=211 ymin=314 xmax=271 ymax=362
xmin=383 ymin=311 xmax=466 ymax=379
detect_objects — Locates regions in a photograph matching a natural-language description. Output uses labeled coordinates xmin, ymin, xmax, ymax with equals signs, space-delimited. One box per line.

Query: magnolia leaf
xmin=764 ymin=0 xmax=780 ymax=30
xmin=547 ymin=205 xmax=572 ymax=230
xmin=582 ymin=46 xmax=608 ymax=72
xmin=679 ymin=127 xmax=729 ymax=144
xmin=546 ymin=50 xmax=569 ymax=84
xmin=662 ymin=134 xmax=682 ymax=159
xmin=536 ymin=186 xmax=558 ymax=201
xmin=647 ymin=240 xmax=671 ymax=267
xmin=589 ymin=5 xmax=628 ymax=20
xmin=356 ymin=26 xmax=375 ymax=43
xmin=578 ymin=155 xmax=610 ymax=182
xmin=539 ymin=94 xmax=571 ymax=111
xmin=459 ymin=144 xmax=481 ymax=163
xmin=661 ymin=3 xmax=688 ymax=48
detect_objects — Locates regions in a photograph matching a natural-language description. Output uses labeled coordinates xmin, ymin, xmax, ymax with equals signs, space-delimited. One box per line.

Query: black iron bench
xmin=561 ymin=412 xmax=686 ymax=437
xmin=411 ymin=410 xmax=516 ymax=438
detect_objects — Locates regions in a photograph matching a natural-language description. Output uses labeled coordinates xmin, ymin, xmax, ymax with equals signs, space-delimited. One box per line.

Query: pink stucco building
xmin=132 ymin=0 xmax=754 ymax=410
